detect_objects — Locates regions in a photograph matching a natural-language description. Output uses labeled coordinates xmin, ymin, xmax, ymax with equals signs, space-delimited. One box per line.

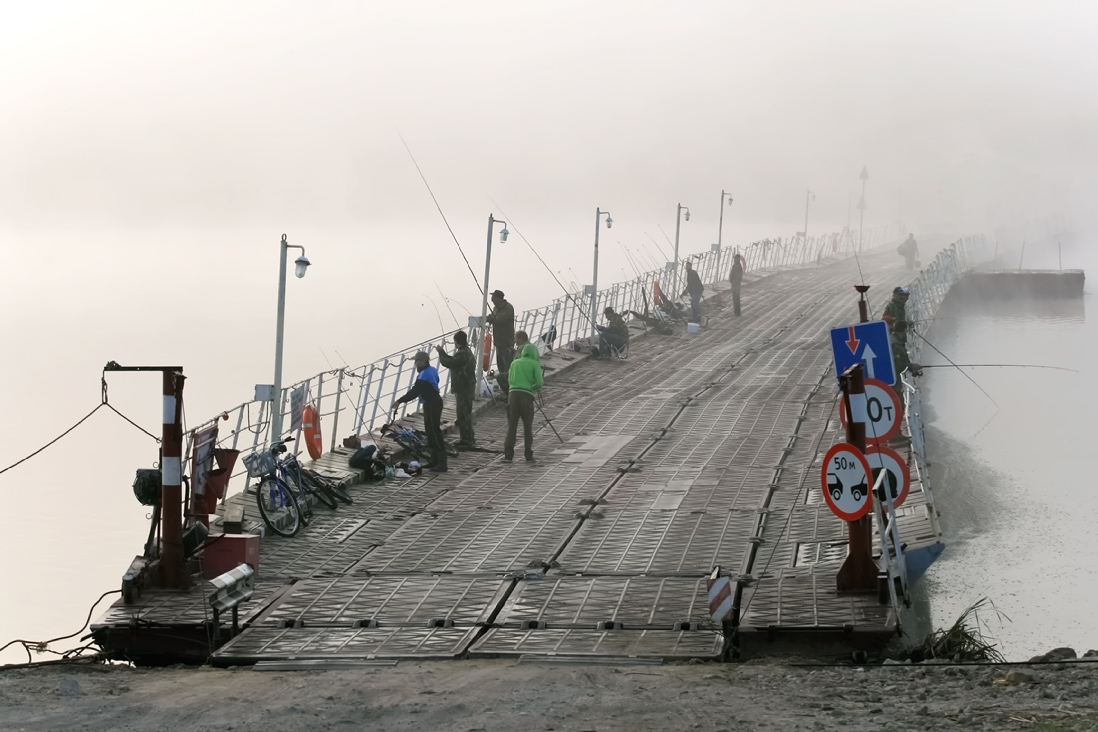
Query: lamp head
xmin=684 ymin=210 xmax=690 ymax=222
xmin=727 ymin=196 xmax=734 ymax=205
xmin=294 ymin=255 xmax=311 ymax=278
xmin=499 ymin=226 xmax=509 ymax=243
xmin=605 ymin=215 xmax=612 ymax=229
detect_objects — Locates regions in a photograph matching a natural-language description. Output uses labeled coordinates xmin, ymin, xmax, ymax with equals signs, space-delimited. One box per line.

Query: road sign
xmin=830 ymin=321 xmax=896 ymax=385
xmin=865 ymin=445 xmax=910 ymax=510
xmin=821 ymin=443 xmax=873 ymax=521
xmin=706 ymin=568 xmax=733 ymax=623
xmin=839 ymin=377 xmax=903 ymax=444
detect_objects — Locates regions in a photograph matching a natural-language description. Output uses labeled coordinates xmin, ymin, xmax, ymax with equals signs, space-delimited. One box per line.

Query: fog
xmin=1 ymin=1 xmax=1096 ymax=660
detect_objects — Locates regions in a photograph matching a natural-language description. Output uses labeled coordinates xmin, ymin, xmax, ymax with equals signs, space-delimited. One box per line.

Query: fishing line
xmin=434 ymin=282 xmax=462 ymax=329
xmin=396 ymin=129 xmax=483 ymax=295
xmin=918 ymin=364 xmax=1077 ymax=373
xmin=912 ymin=329 xmax=1000 ymax=409
xmin=487 ymin=197 xmax=601 ymax=328
xmin=617 ymin=242 xmax=644 ymax=279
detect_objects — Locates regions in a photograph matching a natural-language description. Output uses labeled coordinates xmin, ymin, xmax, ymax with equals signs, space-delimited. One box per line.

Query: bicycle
xmin=243 ymin=437 xmax=311 ymax=538
xmin=379 ymin=422 xmax=459 ymax=461
xmin=296 ymin=462 xmax=353 ymax=506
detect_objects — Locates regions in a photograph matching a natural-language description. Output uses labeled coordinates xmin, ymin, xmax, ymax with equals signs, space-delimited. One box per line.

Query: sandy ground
xmin=1 ymin=658 xmax=1096 ymax=732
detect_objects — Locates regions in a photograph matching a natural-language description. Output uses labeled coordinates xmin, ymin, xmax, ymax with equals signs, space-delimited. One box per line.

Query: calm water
xmin=917 ymin=286 xmax=1095 ymax=660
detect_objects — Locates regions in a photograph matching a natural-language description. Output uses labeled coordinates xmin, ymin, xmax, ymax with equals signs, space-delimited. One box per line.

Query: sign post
xmin=835 ymin=363 xmax=878 ymax=593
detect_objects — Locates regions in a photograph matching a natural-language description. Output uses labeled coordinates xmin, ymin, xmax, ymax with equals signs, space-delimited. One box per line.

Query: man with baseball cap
xmin=485 ymin=290 xmax=515 ymax=395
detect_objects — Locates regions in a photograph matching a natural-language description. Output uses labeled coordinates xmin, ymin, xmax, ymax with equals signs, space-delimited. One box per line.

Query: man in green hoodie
xmin=504 ymin=331 xmax=544 ymax=463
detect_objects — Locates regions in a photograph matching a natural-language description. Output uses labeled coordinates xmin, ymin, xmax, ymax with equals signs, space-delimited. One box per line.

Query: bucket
xmin=687 ymin=322 xmax=700 ymax=334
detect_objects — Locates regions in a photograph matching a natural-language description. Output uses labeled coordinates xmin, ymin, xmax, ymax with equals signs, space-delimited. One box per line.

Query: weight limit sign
xmin=839 ymin=377 xmax=903 ymax=444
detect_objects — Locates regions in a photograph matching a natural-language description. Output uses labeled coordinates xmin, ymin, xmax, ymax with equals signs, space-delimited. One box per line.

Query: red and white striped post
xmin=707 ymin=566 xmax=733 ymax=623
xmin=160 ymin=369 xmax=186 ymax=589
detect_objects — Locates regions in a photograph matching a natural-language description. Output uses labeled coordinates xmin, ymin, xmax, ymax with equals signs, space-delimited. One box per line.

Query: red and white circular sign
xmin=865 ymin=445 xmax=911 ymax=510
xmin=839 ymin=378 xmax=904 ymax=445
xmin=820 ymin=443 xmax=873 ymax=521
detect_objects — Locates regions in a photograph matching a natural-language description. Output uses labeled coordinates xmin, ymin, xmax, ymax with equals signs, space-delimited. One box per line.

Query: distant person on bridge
xmin=898 ymin=233 xmax=919 ymax=271
xmin=681 ymin=260 xmax=704 ymax=322
xmin=391 ymin=351 xmax=448 ymax=472
xmin=503 ymin=331 xmax=543 ymax=463
xmin=883 ymin=287 xmax=910 ymax=331
xmin=595 ymin=306 xmax=630 ymax=358
xmin=728 ymin=251 xmax=746 ymax=316
xmin=486 ymin=290 xmax=515 ymax=396
xmin=435 ymin=331 xmax=476 ymax=449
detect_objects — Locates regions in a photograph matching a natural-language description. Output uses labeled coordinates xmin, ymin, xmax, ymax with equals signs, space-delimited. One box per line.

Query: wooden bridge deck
xmin=92 ymin=247 xmax=939 ymax=664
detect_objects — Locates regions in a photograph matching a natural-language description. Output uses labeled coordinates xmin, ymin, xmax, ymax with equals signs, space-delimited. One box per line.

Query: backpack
xmin=348 ymin=445 xmax=377 ymax=469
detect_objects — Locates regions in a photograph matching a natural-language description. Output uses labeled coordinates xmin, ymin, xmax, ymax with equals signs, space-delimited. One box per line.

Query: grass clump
xmin=907 ymin=598 xmax=1008 ymax=663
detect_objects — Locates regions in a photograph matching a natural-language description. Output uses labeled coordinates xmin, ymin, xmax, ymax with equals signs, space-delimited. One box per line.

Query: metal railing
xmin=183 ymin=222 xmax=907 ymax=493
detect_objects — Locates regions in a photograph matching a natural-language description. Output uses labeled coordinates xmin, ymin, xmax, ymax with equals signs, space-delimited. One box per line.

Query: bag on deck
xmin=348 ymin=444 xmax=377 ymax=469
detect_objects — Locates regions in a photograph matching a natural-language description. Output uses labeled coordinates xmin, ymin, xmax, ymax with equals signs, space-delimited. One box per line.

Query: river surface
xmin=917 ymin=257 xmax=1095 ymax=660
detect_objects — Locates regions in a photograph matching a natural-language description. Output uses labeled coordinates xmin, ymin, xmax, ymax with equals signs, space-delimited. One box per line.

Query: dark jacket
xmin=487 ymin=300 xmax=515 ymax=347
xmin=438 ymin=344 xmax=475 ymax=393
xmin=683 ymin=268 xmax=704 ymax=297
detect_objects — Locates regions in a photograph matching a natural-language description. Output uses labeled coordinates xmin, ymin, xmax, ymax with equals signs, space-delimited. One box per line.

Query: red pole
xmin=160 ymin=369 xmax=186 ymax=588
xmin=836 ymin=364 xmax=876 ymax=592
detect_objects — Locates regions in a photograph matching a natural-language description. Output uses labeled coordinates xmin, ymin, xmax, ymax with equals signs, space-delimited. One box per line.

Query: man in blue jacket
xmin=391 ymin=351 xmax=448 ymax=472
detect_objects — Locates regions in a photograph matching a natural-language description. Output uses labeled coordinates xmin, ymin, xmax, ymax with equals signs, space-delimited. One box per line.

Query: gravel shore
xmin=2 ymin=657 xmax=1096 ymax=731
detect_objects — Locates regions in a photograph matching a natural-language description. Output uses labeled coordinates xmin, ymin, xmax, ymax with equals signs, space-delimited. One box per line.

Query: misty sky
xmin=1 ymin=1 xmax=1094 ymax=405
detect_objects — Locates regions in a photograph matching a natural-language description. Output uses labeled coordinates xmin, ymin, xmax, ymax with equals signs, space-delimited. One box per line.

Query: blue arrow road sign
xmin=830 ymin=321 xmax=896 ymax=385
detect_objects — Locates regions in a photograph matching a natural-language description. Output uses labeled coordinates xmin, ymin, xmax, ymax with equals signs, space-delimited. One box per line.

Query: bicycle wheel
xmin=255 ymin=478 xmax=302 ymax=538
xmin=395 ymin=436 xmax=432 ymax=461
xmin=304 ymin=477 xmax=339 ymax=509
xmin=328 ymin=482 xmax=353 ymax=505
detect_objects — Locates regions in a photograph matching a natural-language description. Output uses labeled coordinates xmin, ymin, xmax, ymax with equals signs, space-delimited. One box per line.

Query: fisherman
xmin=595 ymin=306 xmax=629 ymax=358
xmin=486 ymin=290 xmax=515 ymax=396
xmin=503 ymin=330 xmax=543 ymax=463
xmin=883 ymin=287 xmax=910 ymax=331
xmin=898 ymin=233 xmax=919 ymax=271
xmin=728 ymin=251 xmax=746 ymax=316
xmin=681 ymin=260 xmax=704 ymax=322
xmin=434 ymin=331 xmax=476 ymax=448
xmin=390 ymin=351 xmax=448 ymax=472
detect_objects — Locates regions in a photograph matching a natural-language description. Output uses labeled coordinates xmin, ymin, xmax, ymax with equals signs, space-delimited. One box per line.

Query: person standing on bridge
xmin=898 ymin=233 xmax=919 ymax=271
xmin=486 ymin=290 xmax=515 ymax=396
xmin=883 ymin=287 xmax=909 ymax=331
xmin=391 ymin=351 xmax=448 ymax=472
xmin=681 ymin=260 xmax=704 ymax=323
xmin=503 ymin=331 xmax=543 ymax=463
xmin=728 ymin=251 xmax=746 ymax=316
xmin=435 ymin=331 xmax=476 ymax=449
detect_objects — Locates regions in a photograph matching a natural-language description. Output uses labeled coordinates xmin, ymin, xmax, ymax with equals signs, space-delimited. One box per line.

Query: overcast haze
xmin=0 ymin=1 xmax=1095 ymax=656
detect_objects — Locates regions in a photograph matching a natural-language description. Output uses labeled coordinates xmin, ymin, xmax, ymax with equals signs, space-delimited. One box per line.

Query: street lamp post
xmin=673 ymin=203 xmax=690 ymax=290
xmin=475 ymin=213 xmax=509 ymax=398
xmin=270 ymin=234 xmax=310 ymax=444
xmin=590 ymin=208 xmax=612 ymax=328
xmin=802 ymin=189 xmax=815 ymax=243
xmin=858 ymin=166 xmax=869 ymax=253
xmin=717 ymin=190 xmax=733 ymax=248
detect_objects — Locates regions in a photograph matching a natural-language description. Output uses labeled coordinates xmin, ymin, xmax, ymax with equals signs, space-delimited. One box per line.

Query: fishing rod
xmin=918 ymin=364 xmax=1077 ymax=372
xmin=396 ymin=129 xmax=483 ymax=296
xmin=535 ymin=391 xmax=565 ymax=444
xmin=911 ymin=329 xmax=1000 ymax=408
xmin=433 ymin=281 xmax=462 ymax=329
xmin=487 ymin=197 xmax=602 ymax=329
xmin=618 ymin=241 xmax=644 ymax=279
xmin=422 ymin=295 xmax=446 ymax=332
xmin=644 ymin=231 xmax=672 ymax=261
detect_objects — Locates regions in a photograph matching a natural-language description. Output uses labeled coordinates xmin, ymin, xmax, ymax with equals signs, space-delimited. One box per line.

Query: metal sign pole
xmin=836 ymin=363 xmax=877 ymax=593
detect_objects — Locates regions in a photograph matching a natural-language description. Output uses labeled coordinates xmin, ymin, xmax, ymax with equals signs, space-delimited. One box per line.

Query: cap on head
xmin=893 ymin=286 xmax=906 ymax=295
xmin=603 ymin=306 xmax=614 ymax=316
xmin=414 ymin=350 xmax=430 ymax=363
xmin=491 ymin=290 xmax=505 ymax=299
